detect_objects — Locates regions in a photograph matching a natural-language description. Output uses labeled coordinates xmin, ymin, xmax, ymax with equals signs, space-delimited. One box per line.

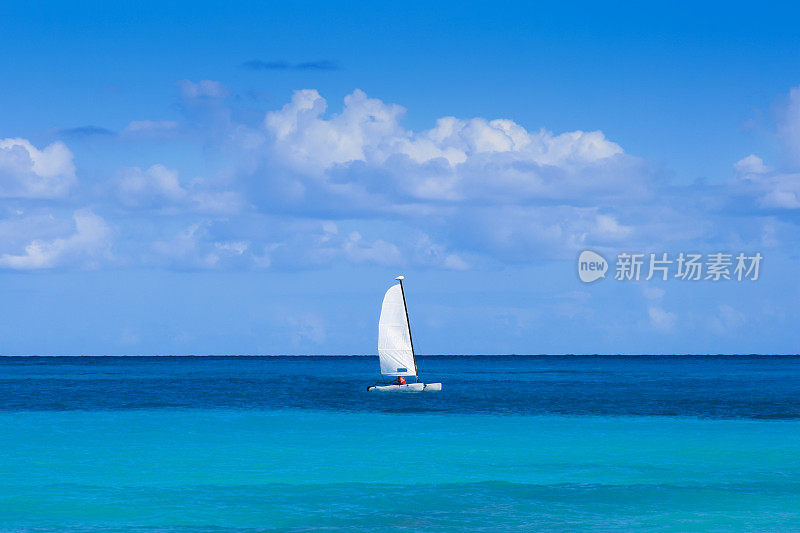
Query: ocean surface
xmin=1 ymin=355 xmax=799 ymax=531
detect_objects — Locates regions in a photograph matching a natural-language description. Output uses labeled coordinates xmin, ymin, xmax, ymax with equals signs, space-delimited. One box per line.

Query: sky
xmin=1 ymin=1 xmax=800 ymax=355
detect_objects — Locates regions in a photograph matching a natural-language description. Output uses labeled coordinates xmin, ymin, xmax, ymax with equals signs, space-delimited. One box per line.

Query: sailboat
xmin=367 ymin=276 xmax=442 ymax=392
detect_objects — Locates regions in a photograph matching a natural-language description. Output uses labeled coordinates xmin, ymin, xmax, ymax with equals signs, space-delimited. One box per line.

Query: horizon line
xmin=0 ymin=353 xmax=798 ymax=357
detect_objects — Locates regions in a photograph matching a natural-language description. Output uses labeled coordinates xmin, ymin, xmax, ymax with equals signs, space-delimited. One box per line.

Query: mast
xmin=396 ymin=275 xmax=419 ymax=382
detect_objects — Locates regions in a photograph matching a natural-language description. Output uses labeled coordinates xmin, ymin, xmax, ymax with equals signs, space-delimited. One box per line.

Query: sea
xmin=1 ymin=355 xmax=799 ymax=532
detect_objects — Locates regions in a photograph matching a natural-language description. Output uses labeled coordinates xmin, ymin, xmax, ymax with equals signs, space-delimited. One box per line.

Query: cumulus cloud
xmin=146 ymin=217 xmax=465 ymax=271
xmin=339 ymin=231 xmax=403 ymax=265
xmin=216 ymin=88 xmax=665 ymax=262
xmin=115 ymin=164 xmax=244 ymax=214
xmin=642 ymin=287 xmax=666 ymax=300
xmin=734 ymin=154 xmax=800 ymax=209
xmin=0 ymin=210 xmax=112 ymax=269
xmin=734 ymin=154 xmax=768 ymax=175
xmin=440 ymin=204 xmax=643 ymax=261
xmin=264 ymin=90 xmax=624 ymax=171
xmin=26 ymin=86 xmax=773 ymax=271
xmin=260 ymin=89 xmax=641 ymax=206
xmin=648 ymin=306 xmax=677 ymax=332
xmin=151 ymin=221 xmax=250 ymax=269
xmin=642 ymin=285 xmax=675 ymax=333
xmin=727 ymin=85 xmax=800 ymax=213
xmin=0 ymin=138 xmax=76 ymax=198
xmin=10 ymin=86 xmax=785 ymax=272
xmin=758 ymin=177 xmax=800 ymax=209
xmin=290 ymin=221 xmax=463 ymax=269
xmin=411 ymin=233 xmax=470 ymax=270
xmin=117 ymin=164 xmax=187 ymax=207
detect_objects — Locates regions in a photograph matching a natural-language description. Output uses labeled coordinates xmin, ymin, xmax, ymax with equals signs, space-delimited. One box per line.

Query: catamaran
xmin=367 ymin=276 xmax=442 ymax=392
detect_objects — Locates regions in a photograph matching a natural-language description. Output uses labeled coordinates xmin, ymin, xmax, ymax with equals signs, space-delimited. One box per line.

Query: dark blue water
xmin=1 ymin=355 xmax=798 ymax=418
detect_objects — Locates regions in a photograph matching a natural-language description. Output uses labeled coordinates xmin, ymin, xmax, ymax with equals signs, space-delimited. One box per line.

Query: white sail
xmin=378 ymin=283 xmax=416 ymax=377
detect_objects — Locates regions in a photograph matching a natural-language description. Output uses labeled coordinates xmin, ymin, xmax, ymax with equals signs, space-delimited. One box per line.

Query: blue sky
xmin=2 ymin=1 xmax=800 ymax=355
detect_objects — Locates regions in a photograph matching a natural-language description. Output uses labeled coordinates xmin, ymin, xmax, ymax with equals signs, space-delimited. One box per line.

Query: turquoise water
xmin=2 ymin=356 xmax=800 ymax=531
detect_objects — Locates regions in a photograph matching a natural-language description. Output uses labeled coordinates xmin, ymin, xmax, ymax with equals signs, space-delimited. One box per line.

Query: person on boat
xmin=391 ymin=376 xmax=406 ymax=386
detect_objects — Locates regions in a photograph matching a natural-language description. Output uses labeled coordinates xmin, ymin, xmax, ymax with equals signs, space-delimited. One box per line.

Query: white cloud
xmin=0 ymin=210 xmax=112 ymax=269
xmin=761 ymin=186 xmax=800 ymax=209
xmin=260 ymin=89 xmax=643 ymax=205
xmin=643 ymin=286 xmax=675 ymax=332
xmin=299 ymin=223 xmax=404 ymax=267
xmin=0 ymin=210 xmax=73 ymax=252
xmin=729 ymin=85 xmax=800 ymax=211
xmin=189 ymin=190 xmax=245 ymax=215
xmin=178 ymin=79 xmax=228 ymax=100
xmin=735 ymin=155 xmax=800 ymax=209
xmin=317 ymin=227 xmax=467 ymax=269
xmin=0 ymin=138 xmax=76 ymax=198
xmin=341 ymin=231 xmax=403 ymax=266
xmin=228 ymin=89 xmax=661 ymax=262
xmin=710 ymin=304 xmax=746 ymax=335
xmin=264 ymin=89 xmax=405 ymax=171
xmin=151 ymin=221 xmax=250 ymax=269
xmin=412 ymin=233 xmax=469 ymax=270
xmin=734 ymin=154 xmax=768 ymax=175
xmin=265 ymin=89 xmax=623 ymax=172
xmin=151 ymin=222 xmax=213 ymax=267
xmin=642 ymin=287 xmax=666 ymax=300
xmin=593 ymin=214 xmax=633 ymax=241
xmin=5 ymin=85 xmax=797 ymax=274
xmin=214 ymin=240 xmax=248 ymax=255
xmin=648 ymin=306 xmax=676 ymax=332
xmin=116 ymin=164 xmax=244 ymax=214
xmin=237 ymin=220 xmax=466 ymax=270
xmin=443 ymin=205 xmax=648 ymax=261
xmin=760 ymin=218 xmax=780 ymax=247
xmin=6 ymin=87 xmax=778 ymax=273
xmin=117 ymin=164 xmax=187 ymax=207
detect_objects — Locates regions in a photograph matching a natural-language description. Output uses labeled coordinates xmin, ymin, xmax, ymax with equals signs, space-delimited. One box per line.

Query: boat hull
xmin=367 ymin=382 xmax=442 ymax=392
